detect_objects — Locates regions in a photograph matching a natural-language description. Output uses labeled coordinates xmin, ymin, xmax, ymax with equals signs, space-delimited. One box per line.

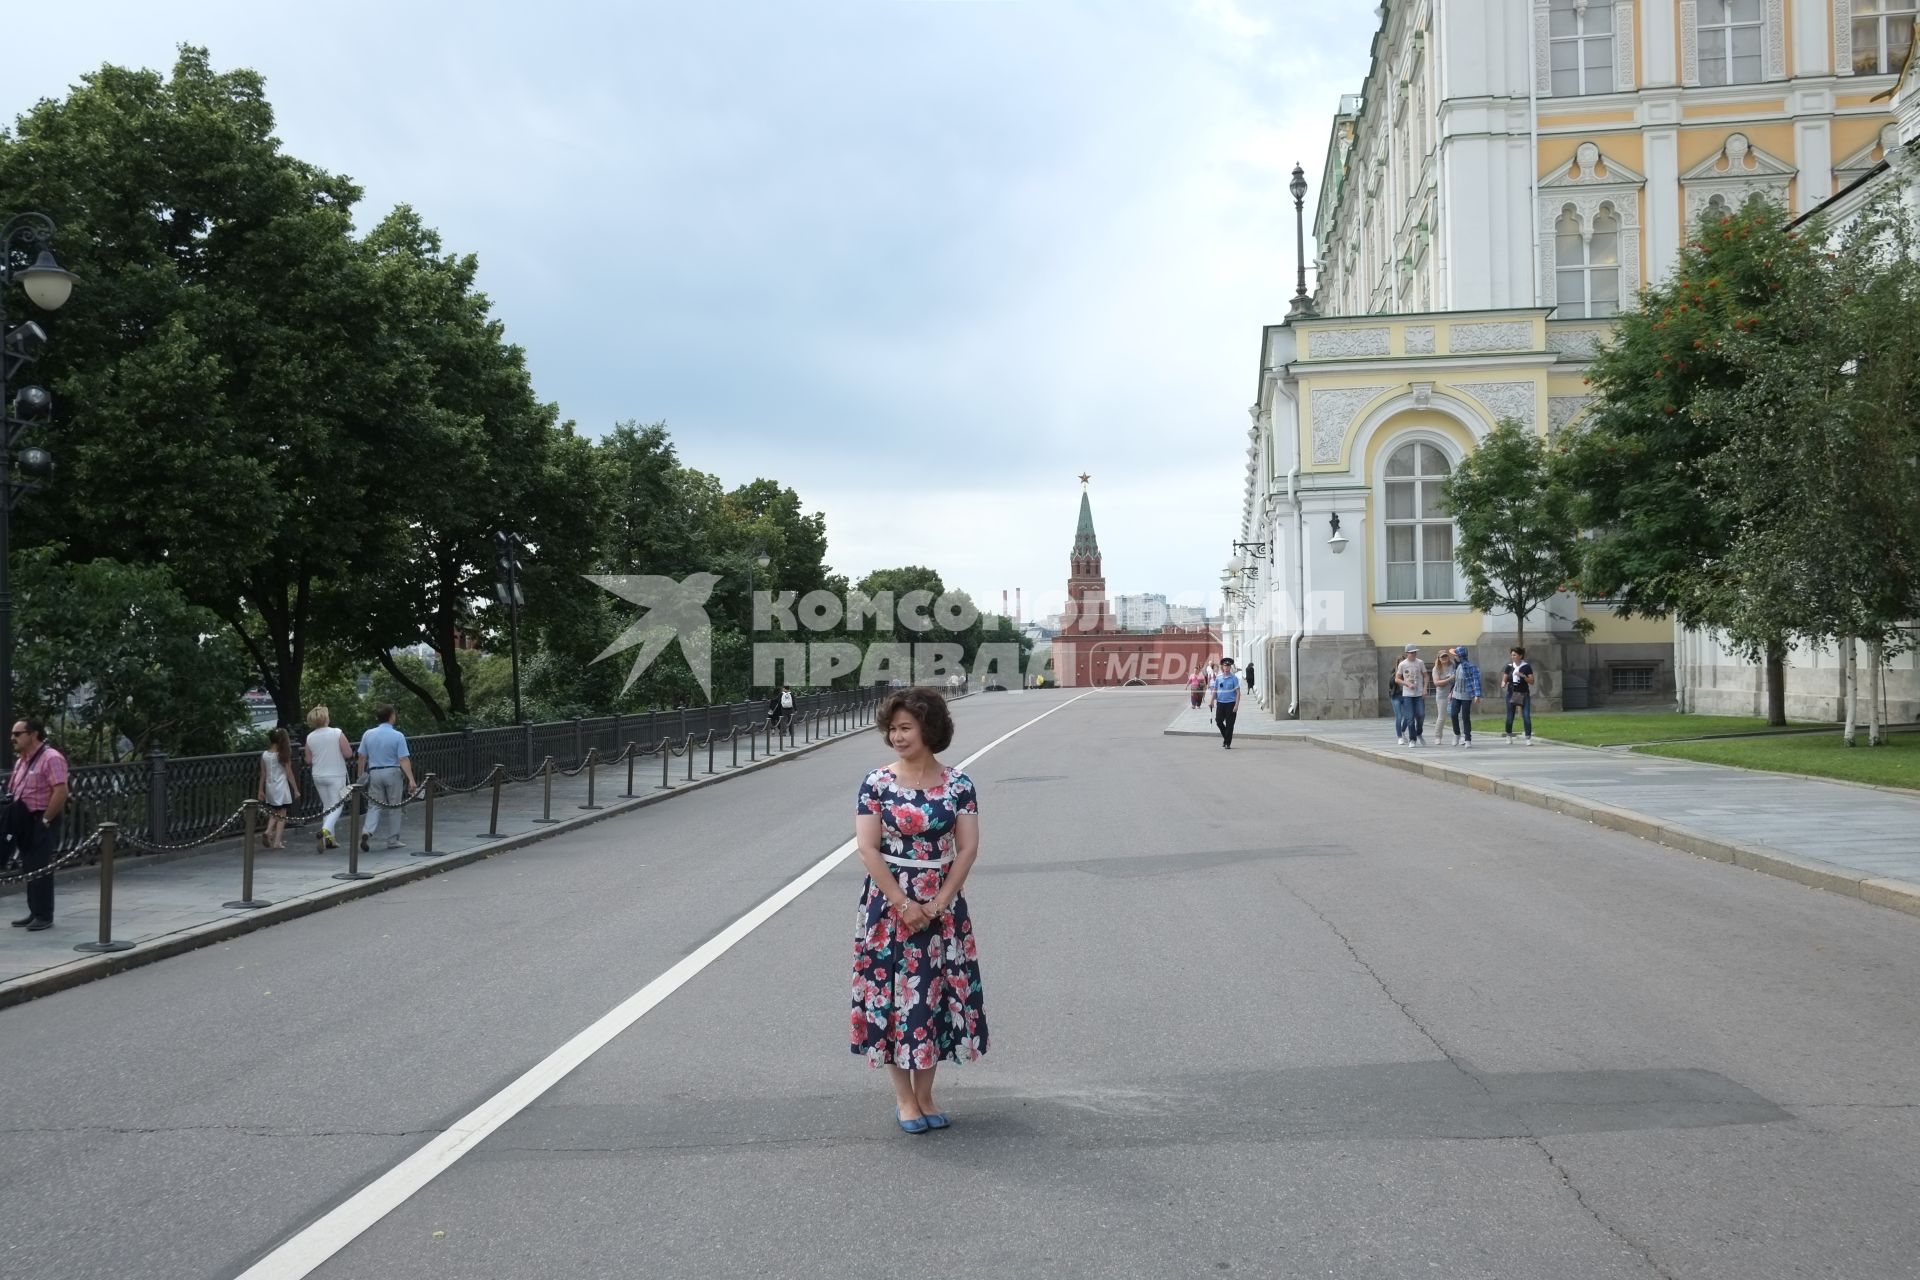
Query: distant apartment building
xmin=1113 ymin=593 xmax=1170 ymax=631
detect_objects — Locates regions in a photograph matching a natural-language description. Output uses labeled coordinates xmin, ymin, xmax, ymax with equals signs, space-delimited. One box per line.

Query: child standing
xmin=258 ymin=727 xmax=301 ymax=850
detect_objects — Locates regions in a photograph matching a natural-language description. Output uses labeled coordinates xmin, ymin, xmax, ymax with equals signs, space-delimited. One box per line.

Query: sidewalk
xmin=0 ymin=725 xmax=840 ymax=1007
xmin=1168 ymin=698 xmax=1920 ymax=919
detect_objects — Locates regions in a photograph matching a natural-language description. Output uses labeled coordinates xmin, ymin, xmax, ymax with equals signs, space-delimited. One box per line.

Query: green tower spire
xmin=1073 ymin=487 xmax=1099 ymax=560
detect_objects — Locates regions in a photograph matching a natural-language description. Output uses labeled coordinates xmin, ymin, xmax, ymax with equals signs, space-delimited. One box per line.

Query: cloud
xmin=18 ymin=0 xmax=1374 ymax=620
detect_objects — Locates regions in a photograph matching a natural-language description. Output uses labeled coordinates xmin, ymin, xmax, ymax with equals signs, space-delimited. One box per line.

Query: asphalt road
xmin=3 ymin=688 xmax=1918 ymax=1279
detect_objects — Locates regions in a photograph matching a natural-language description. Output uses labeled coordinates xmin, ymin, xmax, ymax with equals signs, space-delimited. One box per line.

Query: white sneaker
xmin=1524 ymin=736 xmax=1534 ymax=746
xmin=1397 ymin=735 xmax=1408 ymax=746
xmin=1462 ymin=739 xmax=1472 ymax=748
xmin=1501 ymin=733 xmax=1512 ymax=744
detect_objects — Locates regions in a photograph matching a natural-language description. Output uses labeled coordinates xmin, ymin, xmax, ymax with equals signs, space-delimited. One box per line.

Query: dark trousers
xmin=21 ymin=813 xmax=59 ymax=921
xmin=1405 ymin=695 xmax=1426 ymax=741
xmin=1450 ymin=699 xmax=1474 ymax=742
xmin=1505 ymin=696 xmax=1533 ymax=736
xmin=1215 ymin=701 xmax=1238 ymax=746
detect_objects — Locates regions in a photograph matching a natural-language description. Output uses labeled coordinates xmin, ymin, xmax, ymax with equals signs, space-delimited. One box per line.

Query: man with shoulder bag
xmin=9 ymin=719 xmax=70 ymax=932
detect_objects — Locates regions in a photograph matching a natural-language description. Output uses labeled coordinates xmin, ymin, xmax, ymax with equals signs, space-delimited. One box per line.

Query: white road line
xmin=236 ymin=689 xmax=1097 ymax=1280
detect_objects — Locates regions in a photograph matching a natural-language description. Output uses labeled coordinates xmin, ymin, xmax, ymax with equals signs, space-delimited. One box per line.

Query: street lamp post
xmin=1288 ymin=164 xmax=1318 ymax=320
xmin=1 ymin=213 xmax=80 ymax=758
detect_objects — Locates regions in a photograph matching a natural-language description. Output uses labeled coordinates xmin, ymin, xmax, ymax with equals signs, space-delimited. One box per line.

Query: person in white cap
xmin=1393 ymin=643 xmax=1429 ymax=746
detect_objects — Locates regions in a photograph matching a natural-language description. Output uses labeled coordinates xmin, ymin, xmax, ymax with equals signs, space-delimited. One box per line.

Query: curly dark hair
xmin=875 ymin=686 xmax=955 ymax=753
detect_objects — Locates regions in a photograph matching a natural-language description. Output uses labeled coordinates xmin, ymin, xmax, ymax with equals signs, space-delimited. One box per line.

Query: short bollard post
xmin=661 ymin=744 xmax=671 ymax=789
xmin=706 ymin=735 xmax=715 ymax=775
xmin=223 ymin=800 xmax=271 ymax=908
xmin=749 ymin=728 xmax=757 ymax=762
xmin=414 ymin=774 xmax=439 ymax=856
xmin=74 ymin=823 xmax=135 ymax=953
xmin=685 ymin=736 xmax=695 ymax=781
xmin=476 ymin=765 xmax=504 ymax=838
xmin=534 ymin=755 xmax=559 ymax=824
xmin=625 ymin=745 xmax=637 ymax=798
xmin=580 ymin=749 xmax=603 ymax=811
xmin=731 ymin=730 xmax=740 ymax=769
xmin=335 ymin=785 xmax=373 ymax=880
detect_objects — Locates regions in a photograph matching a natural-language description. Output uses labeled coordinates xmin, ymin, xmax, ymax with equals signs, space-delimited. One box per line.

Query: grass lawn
xmin=1634 ymin=730 xmax=1920 ymax=790
xmin=1529 ymin=713 xmax=1790 ymax=746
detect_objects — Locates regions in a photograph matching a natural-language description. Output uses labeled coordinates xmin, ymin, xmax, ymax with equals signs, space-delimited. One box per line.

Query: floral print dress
xmin=850 ymin=765 xmax=989 ymax=1068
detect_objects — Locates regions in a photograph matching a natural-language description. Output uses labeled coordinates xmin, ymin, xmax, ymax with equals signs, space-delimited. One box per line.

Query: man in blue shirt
xmin=356 ymin=704 xmax=417 ymax=851
xmin=1448 ymin=648 xmax=1483 ymax=747
xmin=1210 ymin=657 xmax=1242 ymax=749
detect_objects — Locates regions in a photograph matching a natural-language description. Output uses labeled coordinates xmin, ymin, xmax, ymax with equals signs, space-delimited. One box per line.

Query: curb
xmin=0 ymin=727 xmax=859 ymax=1011
xmin=1296 ymin=734 xmax=1920 ymax=922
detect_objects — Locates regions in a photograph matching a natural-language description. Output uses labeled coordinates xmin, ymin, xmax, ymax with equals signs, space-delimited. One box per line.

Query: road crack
xmin=1282 ymin=881 xmax=1679 ymax=1280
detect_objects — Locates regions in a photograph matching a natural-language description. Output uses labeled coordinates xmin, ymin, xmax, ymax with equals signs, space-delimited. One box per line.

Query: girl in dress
xmin=258 ymin=727 xmax=300 ymax=850
xmin=851 ymin=687 xmax=988 ymax=1134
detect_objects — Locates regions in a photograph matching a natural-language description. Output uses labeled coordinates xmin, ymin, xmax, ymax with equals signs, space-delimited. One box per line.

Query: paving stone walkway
xmin=1167 ymin=697 xmax=1920 ymax=904
xmin=0 ymin=724 xmax=827 ymax=994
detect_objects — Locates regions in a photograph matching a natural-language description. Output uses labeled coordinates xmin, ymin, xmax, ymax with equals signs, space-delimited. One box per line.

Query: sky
xmin=20 ymin=0 xmax=1374 ymax=622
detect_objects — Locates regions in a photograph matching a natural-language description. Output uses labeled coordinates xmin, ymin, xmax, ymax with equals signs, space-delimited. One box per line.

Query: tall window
xmin=1384 ymin=442 xmax=1454 ymax=601
xmin=1853 ymin=0 xmax=1917 ymax=73
xmin=1699 ymin=0 xmax=1765 ymax=84
xmin=1549 ymin=0 xmax=1615 ymax=94
xmin=1555 ymin=203 xmax=1621 ymax=318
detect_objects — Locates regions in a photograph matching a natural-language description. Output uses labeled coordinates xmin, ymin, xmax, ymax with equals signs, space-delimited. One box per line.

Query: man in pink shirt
xmin=9 ymin=718 xmax=70 ymax=931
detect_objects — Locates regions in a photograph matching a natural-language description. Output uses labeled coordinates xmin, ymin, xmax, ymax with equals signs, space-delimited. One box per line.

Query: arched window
xmin=1383 ymin=441 xmax=1455 ymax=601
xmin=1554 ymin=203 xmax=1622 ymax=318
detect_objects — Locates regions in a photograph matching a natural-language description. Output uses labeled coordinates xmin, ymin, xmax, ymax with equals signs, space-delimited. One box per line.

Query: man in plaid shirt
xmin=9 ymin=718 xmax=70 ymax=931
xmin=1448 ymin=648 xmax=1483 ymax=747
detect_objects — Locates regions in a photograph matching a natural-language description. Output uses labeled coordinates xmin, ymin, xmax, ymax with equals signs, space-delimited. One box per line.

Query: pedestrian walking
xmin=769 ymin=684 xmax=799 ymax=739
xmin=1187 ymin=667 xmax=1205 ymax=709
xmin=1502 ymin=646 xmax=1537 ymax=745
xmin=304 ymin=705 xmax=353 ymax=851
xmin=1244 ymin=663 xmax=1256 ymax=697
xmin=356 ymin=705 xmax=416 ymax=851
xmin=1388 ymin=659 xmax=1406 ymax=742
xmin=1450 ymin=647 xmax=1483 ymax=747
xmin=1395 ymin=644 xmax=1429 ymax=746
xmin=851 ymin=686 xmax=987 ymax=1133
xmin=257 ymin=728 xmax=301 ymax=850
xmin=7 ymin=719 xmax=68 ymax=932
xmin=1210 ymin=657 xmax=1242 ymax=749
xmin=1430 ymin=649 xmax=1456 ymax=745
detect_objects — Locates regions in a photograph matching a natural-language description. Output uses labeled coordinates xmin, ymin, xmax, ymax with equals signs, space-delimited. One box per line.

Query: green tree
xmin=12 ymin=549 xmax=248 ymax=760
xmin=1701 ymin=195 xmax=1920 ymax=743
xmin=323 ymin=206 xmax=583 ymax=723
xmin=0 ymin=48 xmax=414 ymax=726
xmin=1443 ymin=418 xmax=1580 ymax=652
xmin=1564 ymin=200 xmax=1816 ymax=723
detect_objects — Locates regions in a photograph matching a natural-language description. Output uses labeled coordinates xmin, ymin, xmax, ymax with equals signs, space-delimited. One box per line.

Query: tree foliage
xmin=12 ymin=548 xmax=247 ymax=760
xmin=1443 ymin=417 xmax=1579 ymax=651
xmin=1563 ymin=201 xmax=1818 ymax=721
xmin=1697 ymin=194 xmax=1920 ymax=741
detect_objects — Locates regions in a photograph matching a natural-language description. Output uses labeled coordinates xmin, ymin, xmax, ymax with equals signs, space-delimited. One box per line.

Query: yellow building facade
xmin=1233 ymin=0 xmax=1904 ymax=718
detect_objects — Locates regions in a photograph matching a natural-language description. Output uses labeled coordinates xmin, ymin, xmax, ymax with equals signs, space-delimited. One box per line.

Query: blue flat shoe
xmin=896 ymin=1109 xmax=930 ymax=1134
xmin=923 ymin=1112 xmax=950 ymax=1130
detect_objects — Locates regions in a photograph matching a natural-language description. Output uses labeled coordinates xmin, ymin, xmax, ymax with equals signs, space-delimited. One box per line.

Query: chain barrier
xmin=0 ymin=830 xmax=104 ymax=886
xmin=118 ymin=801 xmax=253 ymax=855
xmin=17 ymin=694 xmax=879 ymax=887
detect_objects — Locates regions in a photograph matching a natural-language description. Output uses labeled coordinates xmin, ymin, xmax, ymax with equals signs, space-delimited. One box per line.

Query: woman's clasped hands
xmin=894 ymin=897 xmax=942 ymax=934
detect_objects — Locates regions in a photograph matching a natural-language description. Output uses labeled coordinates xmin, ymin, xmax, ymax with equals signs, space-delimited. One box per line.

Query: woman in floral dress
xmin=851 ymin=687 xmax=988 ymax=1134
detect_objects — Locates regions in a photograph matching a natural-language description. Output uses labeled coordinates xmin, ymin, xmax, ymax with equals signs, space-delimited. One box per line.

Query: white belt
xmin=882 ymin=854 xmax=953 ymax=868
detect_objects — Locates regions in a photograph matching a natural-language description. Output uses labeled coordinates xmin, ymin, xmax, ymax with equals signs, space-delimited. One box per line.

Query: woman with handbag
xmin=851 ymin=687 xmax=988 ymax=1133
